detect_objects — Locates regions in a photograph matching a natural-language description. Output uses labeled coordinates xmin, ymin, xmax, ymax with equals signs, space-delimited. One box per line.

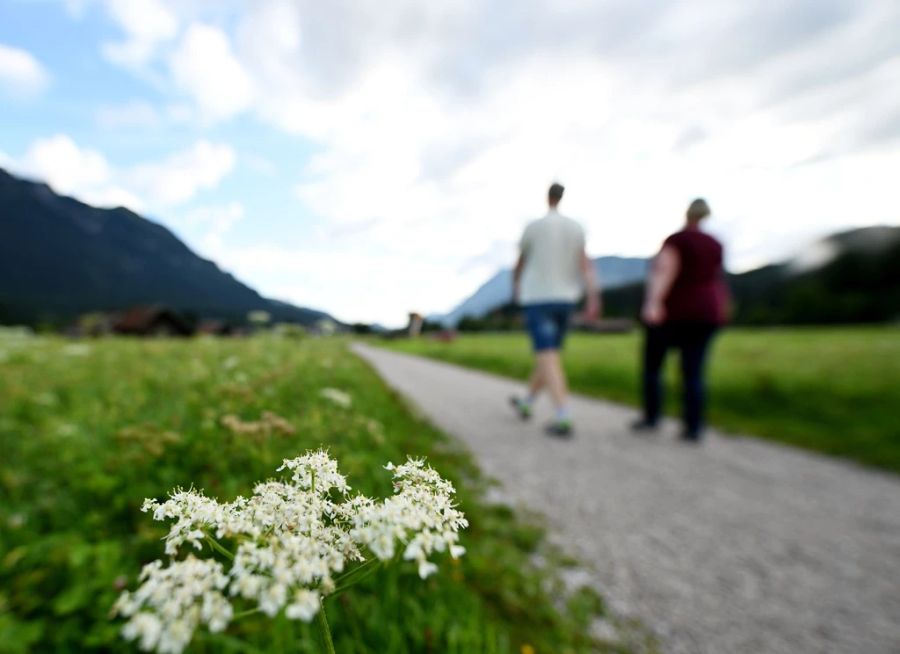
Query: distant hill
xmin=602 ymin=226 xmax=900 ymax=325
xmin=0 ymin=167 xmax=333 ymax=326
xmin=432 ymin=256 xmax=649 ymax=326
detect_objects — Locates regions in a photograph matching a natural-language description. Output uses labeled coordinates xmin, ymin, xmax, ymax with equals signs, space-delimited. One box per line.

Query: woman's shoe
xmin=679 ymin=430 xmax=702 ymax=444
xmin=630 ymin=419 xmax=658 ymax=434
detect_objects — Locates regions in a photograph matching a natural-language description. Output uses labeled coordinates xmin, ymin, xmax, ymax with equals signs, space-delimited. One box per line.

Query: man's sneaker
xmin=545 ymin=419 xmax=573 ymax=438
xmin=509 ymin=396 xmax=533 ymax=420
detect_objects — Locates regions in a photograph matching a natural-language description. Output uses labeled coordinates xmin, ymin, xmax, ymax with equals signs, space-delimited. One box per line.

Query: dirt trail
xmin=354 ymin=343 xmax=900 ymax=654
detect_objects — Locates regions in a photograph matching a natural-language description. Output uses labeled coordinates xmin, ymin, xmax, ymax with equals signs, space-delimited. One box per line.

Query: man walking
xmin=511 ymin=182 xmax=600 ymax=437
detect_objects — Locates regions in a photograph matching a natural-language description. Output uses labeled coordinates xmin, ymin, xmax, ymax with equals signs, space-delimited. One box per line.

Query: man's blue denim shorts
xmin=524 ymin=303 xmax=575 ymax=351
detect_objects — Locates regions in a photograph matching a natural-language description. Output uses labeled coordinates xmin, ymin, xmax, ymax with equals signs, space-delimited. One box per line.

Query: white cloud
xmin=165 ymin=103 xmax=194 ymax=123
xmin=182 ymin=202 xmax=244 ymax=258
xmin=207 ymin=243 xmax=450 ymax=325
xmin=80 ymin=186 xmax=147 ymax=212
xmin=2 ymin=134 xmax=146 ymax=211
xmin=169 ymin=24 xmax=254 ymax=121
xmin=0 ymin=44 xmax=50 ymax=97
xmin=233 ymin=0 xmax=900 ymax=324
xmin=3 ymin=135 xmax=236 ymax=214
xmin=95 ymin=99 xmax=162 ymax=128
xmin=41 ymin=0 xmax=900 ymax=324
xmin=60 ymin=0 xmax=90 ymax=19
xmin=127 ymin=140 xmax=236 ymax=206
xmin=16 ymin=134 xmax=112 ymax=194
xmin=101 ymin=0 xmax=179 ymax=67
xmin=183 ymin=202 xmax=244 ymax=229
xmin=243 ymin=153 xmax=278 ymax=177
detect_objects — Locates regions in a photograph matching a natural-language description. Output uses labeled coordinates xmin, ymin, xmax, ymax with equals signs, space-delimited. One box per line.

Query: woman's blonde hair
xmin=687 ymin=198 xmax=710 ymax=221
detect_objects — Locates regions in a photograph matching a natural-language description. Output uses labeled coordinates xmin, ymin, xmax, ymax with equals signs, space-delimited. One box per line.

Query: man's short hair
xmin=687 ymin=198 xmax=710 ymax=220
xmin=548 ymin=183 xmax=565 ymax=202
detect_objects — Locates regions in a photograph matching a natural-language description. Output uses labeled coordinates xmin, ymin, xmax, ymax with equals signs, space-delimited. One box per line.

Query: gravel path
xmin=353 ymin=343 xmax=900 ymax=654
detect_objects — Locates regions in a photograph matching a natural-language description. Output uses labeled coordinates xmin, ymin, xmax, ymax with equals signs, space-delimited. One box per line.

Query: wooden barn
xmin=112 ymin=306 xmax=195 ymax=337
xmin=197 ymin=320 xmax=235 ymax=336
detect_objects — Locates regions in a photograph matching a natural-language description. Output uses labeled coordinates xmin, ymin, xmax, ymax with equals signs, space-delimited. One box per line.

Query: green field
xmin=381 ymin=327 xmax=900 ymax=473
xmin=0 ymin=334 xmax=639 ymax=653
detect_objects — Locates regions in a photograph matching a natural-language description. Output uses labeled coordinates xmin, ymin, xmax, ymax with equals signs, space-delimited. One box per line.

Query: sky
xmin=1 ymin=0 xmax=898 ymax=326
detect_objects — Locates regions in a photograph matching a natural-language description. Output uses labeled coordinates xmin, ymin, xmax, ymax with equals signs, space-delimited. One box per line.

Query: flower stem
xmin=232 ymin=607 xmax=262 ymax=620
xmin=315 ymin=601 xmax=336 ymax=654
xmin=205 ymin=534 xmax=235 ymax=560
xmin=331 ymin=558 xmax=382 ymax=595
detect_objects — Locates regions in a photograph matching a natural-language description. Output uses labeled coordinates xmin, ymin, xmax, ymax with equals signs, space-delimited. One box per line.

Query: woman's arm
xmin=642 ymin=245 xmax=680 ymax=325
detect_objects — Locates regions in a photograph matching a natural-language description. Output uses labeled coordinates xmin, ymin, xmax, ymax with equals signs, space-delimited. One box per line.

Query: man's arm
xmin=642 ymin=245 xmax=680 ymax=325
xmin=581 ymin=250 xmax=601 ymax=320
xmin=512 ymin=252 xmax=526 ymax=305
xmin=513 ymin=225 xmax=531 ymax=305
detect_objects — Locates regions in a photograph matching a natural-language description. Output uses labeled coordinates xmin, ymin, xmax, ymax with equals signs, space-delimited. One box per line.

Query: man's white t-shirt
xmin=519 ymin=209 xmax=586 ymax=305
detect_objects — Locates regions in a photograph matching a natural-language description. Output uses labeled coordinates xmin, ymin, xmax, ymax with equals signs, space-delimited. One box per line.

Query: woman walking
xmin=632 ymin=198 xmax=729 ymax=442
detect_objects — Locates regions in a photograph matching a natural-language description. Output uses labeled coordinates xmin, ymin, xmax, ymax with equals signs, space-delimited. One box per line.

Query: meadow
xmin=382 ymin=327 xmax=900 ymax=473
xmin=0 ymin=333 xmax=638 ymax=653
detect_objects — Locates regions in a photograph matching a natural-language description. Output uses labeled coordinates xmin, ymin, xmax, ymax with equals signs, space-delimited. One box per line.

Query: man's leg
xmin=516 ymin=304 xmax=575 ymax=434
xmin=527 ymin=365 xmax=545 ymax=399
xmin=542 ymin=305 xmax=575 ymax=436
xmin=540 ymin=348 xmax=574 ymax=437
xmin=510 ymin=363 xmax=543 ymax=419
xmin=537 ymin=349 xmax=567 ymax=409
xmin=511 ymin=306 xmax=548 ymax=419
xmin=640 ymin=325 xmax=669 ymax=426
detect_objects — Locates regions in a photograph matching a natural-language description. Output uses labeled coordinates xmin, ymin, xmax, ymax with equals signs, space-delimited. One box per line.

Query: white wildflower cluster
xmin=116 ymin=450 xmax=467 ymax=653
xmin=346 ymin=458 xmax=468 ymax=579
xmin=278 ymin=449 xmax=351 ymax=494
xmin=142 ymin=489 xmax=223 ymax=556
xmin=319 ymin=387 xmax=352 ymax=408
xmin=113 ymin=557 xmax=231 ymax=654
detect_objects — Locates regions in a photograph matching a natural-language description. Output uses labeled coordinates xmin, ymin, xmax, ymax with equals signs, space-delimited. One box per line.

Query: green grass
xmin=381 ymin=327 xmax=900 ymax=473
xmin=0 ymin=334 xmax=635 ymax=653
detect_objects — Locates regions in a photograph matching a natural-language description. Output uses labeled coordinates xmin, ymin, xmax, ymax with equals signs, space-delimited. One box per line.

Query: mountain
xmin=729 ymin=226 xmax=900 ymax=324
xmin=602 ymin=226 xmax=900 ymax=325
xmin=0 ymin=167 xmax=333 ymax=326
xmin=432 ymin=256 xmax=649 ymax=326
